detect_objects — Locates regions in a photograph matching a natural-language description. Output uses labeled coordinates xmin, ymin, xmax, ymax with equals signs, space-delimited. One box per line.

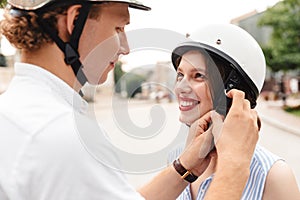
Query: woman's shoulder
xmin=251 ymin=145 xmax=283 ymax=173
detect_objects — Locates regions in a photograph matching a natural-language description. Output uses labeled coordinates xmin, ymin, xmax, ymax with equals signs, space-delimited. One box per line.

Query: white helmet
xmin=172 ymin=24 xmax=266 ymax=110
xmin=7 ymin=0 xmax=150 ymax=11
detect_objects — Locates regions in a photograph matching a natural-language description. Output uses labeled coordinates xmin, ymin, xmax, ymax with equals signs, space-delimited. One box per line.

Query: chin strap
xmin=37 ymin=3 xmax=92 ymax=87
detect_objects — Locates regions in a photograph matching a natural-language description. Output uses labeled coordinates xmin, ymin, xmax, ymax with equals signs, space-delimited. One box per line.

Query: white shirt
xmin=0 ymin=63 xmax=144 ymax=200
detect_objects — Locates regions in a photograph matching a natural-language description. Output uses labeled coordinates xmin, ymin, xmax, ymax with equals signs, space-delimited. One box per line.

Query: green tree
xmin=258 ymin=0 xmax=300 ymax=72
xmin=0 ymin=0 xmax=7 ymax=8
xmin=0 ymin=0 xmax=6 ymax=67
xmin=113 ymin=61 xmax=125 ymax=93
xmin=124 ymin=72 xmax=145 ymax=98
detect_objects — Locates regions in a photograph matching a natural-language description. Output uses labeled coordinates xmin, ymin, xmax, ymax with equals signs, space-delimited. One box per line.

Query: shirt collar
xmin=14 ymin=62 xmax=89 ymax=114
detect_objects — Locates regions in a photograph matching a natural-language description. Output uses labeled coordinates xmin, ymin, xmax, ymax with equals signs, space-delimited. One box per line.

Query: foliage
xmin=258 ymin=0 xmax=300 ymax=72
xmin=125 ymin=72 xmax=145 ymax=98
xmin=113 ymin=61 xmax=125 ymax=93
xmin=0 ymin=53 xmax=7 ymax=67
xmin=0 ymin=0 xmax=6 ymax=8
xmin=113 ymin=61 xmax=146 ymax=97
xmin=284 ymin=105 xmax=300 ymax=116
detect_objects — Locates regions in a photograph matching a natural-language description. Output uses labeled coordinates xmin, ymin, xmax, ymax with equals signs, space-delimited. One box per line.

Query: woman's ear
xmin=66 ymin=5 xmax=82 ymax=35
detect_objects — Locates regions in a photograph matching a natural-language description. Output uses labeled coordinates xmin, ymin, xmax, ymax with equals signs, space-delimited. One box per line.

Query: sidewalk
xmin=256 ymin=97 xmax=300 ymax=137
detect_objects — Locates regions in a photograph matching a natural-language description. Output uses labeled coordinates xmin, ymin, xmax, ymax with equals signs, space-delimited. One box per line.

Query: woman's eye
xmin=194 ymin=72 xmax=206 ymax=80
xmin=176 ymin=72 xmax=184 ymax=81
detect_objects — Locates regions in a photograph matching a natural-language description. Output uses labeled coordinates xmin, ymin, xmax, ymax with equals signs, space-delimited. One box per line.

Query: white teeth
xmin=180 ymin=100 xmax=199 ymax=107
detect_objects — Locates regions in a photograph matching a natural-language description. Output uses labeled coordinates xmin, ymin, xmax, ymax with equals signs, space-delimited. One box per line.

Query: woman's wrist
xmin=178 ymin=154 xmax=206 ymax=177
xmin=173 ymin=158 xmax=198 ymax=183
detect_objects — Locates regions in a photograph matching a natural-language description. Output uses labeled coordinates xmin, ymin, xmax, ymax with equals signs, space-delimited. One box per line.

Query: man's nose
xmin=118 ymin=32 xmax=130 ymax=55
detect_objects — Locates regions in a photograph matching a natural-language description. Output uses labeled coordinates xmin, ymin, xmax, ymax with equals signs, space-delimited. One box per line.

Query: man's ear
xmin=66 ymin=5 xmax=82 ymax=35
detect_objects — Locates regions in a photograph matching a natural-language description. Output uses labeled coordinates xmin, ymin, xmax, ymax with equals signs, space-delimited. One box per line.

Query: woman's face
xmin=174 ymin=50 xmax=213 ymax=125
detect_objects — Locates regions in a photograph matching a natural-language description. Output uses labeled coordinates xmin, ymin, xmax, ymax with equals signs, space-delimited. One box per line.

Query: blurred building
xmin=137 ymin=61 xmax=176 ymax=102
xmin=231 ymin=10 xmax=273 ymax=46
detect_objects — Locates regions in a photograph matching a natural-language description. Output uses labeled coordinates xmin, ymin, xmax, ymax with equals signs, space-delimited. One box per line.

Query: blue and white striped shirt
xmin=171 ymin=145 xmax=282 ymax=200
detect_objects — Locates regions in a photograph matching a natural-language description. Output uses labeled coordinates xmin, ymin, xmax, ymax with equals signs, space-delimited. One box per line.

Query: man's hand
xmin=204 ymin=89 xmax=260 ymax=200
xmin=214 ymin=89 xmax=259 ymax=168
xmin=175 ymin=89 xmax=259 ymax=182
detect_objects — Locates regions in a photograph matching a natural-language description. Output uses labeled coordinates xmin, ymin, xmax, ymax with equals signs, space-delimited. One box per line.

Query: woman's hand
xmin=180 ymin=111 xmax=216 ymax=176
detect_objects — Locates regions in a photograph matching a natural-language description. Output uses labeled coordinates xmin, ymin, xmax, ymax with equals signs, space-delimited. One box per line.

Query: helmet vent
xmin=216 ymin=39 xmax=222 ymax=45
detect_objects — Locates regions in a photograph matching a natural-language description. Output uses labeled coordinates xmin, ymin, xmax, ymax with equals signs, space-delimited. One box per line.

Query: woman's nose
xmin=175 ymin=77 xmax=192 ymax=94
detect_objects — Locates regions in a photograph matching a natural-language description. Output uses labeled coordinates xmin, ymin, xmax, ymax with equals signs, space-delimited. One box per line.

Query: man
xmin=0 ymin=0 xmax=260 ymax=199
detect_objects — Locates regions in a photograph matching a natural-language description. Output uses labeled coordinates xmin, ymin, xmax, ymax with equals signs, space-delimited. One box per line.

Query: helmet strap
xmin=37 ymin=3 xmax=92 ymax=87
xmin=212 ymin=69 xmax=237 ymax=117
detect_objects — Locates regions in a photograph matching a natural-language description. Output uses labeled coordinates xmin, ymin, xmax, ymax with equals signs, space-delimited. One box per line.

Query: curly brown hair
xmin=0 ymin=5 xmax=101 ymax=51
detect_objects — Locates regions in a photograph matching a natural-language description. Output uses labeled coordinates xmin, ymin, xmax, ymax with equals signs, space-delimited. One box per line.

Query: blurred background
xmin=0 ymin=0 xmax=299 ymax=189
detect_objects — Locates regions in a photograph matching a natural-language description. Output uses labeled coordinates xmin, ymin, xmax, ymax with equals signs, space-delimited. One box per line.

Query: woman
xmin=171 ymin=24 xmax=299 ymax=200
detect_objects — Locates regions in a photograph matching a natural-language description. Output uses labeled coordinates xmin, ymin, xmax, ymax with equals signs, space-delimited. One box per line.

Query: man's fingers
xmin=243 ymin=98 xmax=251 ymax=110
xmin=250 ymin=109 xmax=261 ymax=132
xmin=226 ymin=89 xmax=245 ymax=111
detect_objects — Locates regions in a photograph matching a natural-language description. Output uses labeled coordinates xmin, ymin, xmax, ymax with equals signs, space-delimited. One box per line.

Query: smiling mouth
xmin=179 ymin=100 xmax=200 ymax=111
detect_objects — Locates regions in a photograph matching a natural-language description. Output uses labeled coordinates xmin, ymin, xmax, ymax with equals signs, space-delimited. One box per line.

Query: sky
xmin=120 ymin=0 xmax=281 ymax=71
xmin=0 ymin=0 xmax=281 ymax=66
xmin=128 ymin=0 xmax=281 ymax=33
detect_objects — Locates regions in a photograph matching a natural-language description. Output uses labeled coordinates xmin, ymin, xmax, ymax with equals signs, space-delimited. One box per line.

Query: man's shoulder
xmin=0 ymin=98 xmax=72 ymax=135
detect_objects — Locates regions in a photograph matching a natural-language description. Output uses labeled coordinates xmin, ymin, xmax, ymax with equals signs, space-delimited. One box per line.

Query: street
xmin=259 ymin=119 xmax=300 ymax=188
xmin=91 ymin=92 xmax=300 ymax=189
